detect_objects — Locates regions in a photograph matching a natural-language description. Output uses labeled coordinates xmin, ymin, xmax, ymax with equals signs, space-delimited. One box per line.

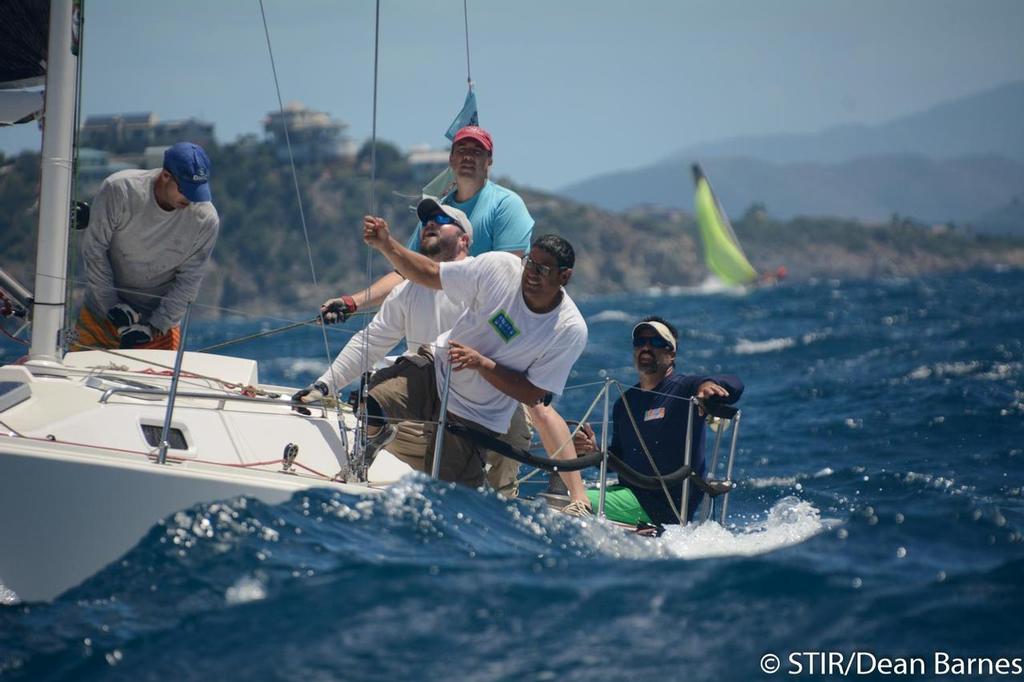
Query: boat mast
xmin=29 ymin=0 xmax=78 ymax=362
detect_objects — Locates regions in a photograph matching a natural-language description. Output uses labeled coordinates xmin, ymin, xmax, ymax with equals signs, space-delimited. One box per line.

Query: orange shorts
xmin=73 ymin=306 xmax=181 ymax=351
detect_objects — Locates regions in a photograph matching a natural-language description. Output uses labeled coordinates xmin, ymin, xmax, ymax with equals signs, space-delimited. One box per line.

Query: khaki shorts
xmin=368 ymin=348 xmax=529 ymax=490
xmin=378 ymin=352 xmax=536 ymax=497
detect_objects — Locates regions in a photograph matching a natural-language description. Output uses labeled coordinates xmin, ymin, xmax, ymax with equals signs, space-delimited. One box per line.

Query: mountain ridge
xmin=560 ymin=81 xmax=1024 ymax=232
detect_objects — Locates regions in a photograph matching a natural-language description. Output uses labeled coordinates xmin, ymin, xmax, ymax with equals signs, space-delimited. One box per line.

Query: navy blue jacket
xmin=610 ymin=371 xmax=744 ymax=525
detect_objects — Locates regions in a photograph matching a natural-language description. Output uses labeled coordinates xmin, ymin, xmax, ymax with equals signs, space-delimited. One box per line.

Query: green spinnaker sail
xmin=692 ymin=163 xmax=758 ymax=286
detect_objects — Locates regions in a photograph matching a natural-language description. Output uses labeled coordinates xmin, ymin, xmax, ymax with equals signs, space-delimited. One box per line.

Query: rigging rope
xmin=63 ymin=4 xmax=87 ymax=347
xmin=355 ymin=0 xmax=384 ymax=478
xmin=463 ymin=0 xmax=473 ymax=86
xmin=257 ymin=0 xmax=348 ymax=440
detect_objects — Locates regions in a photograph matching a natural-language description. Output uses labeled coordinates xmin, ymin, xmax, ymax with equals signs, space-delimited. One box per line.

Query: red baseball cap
xmin=452 ymin=125 xmax=493 ymax=153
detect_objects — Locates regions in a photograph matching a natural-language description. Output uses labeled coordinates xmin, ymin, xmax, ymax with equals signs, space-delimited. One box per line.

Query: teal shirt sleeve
xmin=490 ymin=192 xmax=534 ymax=253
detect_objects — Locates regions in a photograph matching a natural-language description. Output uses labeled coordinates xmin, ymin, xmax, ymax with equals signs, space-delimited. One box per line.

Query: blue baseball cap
xmin=163 ymin=142 xmax=212 ymax=203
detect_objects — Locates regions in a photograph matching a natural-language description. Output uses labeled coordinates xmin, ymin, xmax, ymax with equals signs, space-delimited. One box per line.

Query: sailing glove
xmin=291 ymin=380 xmax=330 ymax=415
xmin=321 ymin=296 xmax=357 ymax=325
xmin=119 ymin=323 xmax=153 ymax=349
xmin=107 ymin=302 xmax=141 ymax=329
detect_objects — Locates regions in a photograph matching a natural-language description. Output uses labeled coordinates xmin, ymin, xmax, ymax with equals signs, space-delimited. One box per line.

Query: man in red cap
xmin=318 ymin=125 xmax=537 ymax=493
xmin=320 ymin=124 xmax=533 ymax=323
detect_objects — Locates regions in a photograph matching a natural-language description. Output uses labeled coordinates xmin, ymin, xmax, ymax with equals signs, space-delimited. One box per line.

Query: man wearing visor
xmin=76 ymin=142 xmax=219 ymax=350
xmin=567 ymin=315 xmax=744 ymax=525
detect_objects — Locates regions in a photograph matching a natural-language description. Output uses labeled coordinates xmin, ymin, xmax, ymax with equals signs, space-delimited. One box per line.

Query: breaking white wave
xmin=588 ymin=310 xmax=633 ymax=324
xmin=644 ymin=277 xmax=749 ymax=298
xmin=747 ymin=475 xmax=800 ymax=489
xmin=553 ymin=496 xmax=830 ymax=561
xmin=658 ymin=497 xmax=832 ymax=558
xmin=225 ymin=574 xmax=268 ymax=605
xmin=733 ymin=337 xmax=797 ymax=355
xmin=906 ymin=361 xmax=981 ymax=380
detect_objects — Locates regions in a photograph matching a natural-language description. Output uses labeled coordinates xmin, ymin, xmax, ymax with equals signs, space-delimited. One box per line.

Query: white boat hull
xmin=0 ymin=351 xmax=413 ymax=602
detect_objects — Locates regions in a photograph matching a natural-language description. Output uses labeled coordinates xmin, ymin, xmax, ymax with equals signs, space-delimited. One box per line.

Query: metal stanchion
xmin=157 ymin=302 xmax=193 ymax=465
xmin=719 ymin=411 xmax=742 ymax=525
xmin=430 ymin=358 xmax=454 ymax=479
xmin=596 ymin=377 xmax=611 ymax=519
xmin=701 ymin=416 xmax=728 ymax=522
xmin=679 ymin=397 xmax=695 ymax=525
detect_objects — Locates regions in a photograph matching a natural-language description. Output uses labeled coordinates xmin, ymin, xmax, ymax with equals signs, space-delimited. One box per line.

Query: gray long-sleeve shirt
xmin=80 ymin=169 xmax=219 ymax=332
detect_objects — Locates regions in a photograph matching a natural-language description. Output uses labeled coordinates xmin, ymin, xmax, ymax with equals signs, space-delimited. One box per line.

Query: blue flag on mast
xmin=424 ymin=87 xmax=479 ymax=198
xmin=444 ymin=87 xmax=479 ymax=141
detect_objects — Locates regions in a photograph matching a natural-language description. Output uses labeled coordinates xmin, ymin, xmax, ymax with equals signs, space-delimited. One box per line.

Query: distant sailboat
xmin=691 ymin=163 xmax=758 ymax=287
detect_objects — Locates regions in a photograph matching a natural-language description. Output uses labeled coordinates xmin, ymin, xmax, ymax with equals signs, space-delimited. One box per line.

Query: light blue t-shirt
xmin=406 ymin=180 xmax=534 ymax=257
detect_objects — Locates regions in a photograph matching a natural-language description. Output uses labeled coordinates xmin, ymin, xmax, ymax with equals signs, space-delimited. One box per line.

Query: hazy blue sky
xmin=2 ymin=0 xmax=1022 ymax=190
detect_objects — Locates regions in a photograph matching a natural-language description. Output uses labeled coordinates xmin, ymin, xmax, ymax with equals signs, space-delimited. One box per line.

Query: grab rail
xmin=98 ymin=386 xmax=317 ymax=412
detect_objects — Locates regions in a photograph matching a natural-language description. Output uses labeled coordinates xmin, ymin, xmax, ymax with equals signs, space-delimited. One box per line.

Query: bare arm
xmin=363 ymin=216 xmax=441 ymax=290
xmin=528 ymin=403 xmax=590 ymax=504
xmin=448 ymin=340 xmax=547 ymax=405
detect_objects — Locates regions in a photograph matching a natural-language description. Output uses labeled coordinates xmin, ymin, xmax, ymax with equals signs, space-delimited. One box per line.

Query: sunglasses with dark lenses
xmin=633 ymin=335 xmax=673 ymax=350
xmin=428 ymin=213 xmax=458 ymax=226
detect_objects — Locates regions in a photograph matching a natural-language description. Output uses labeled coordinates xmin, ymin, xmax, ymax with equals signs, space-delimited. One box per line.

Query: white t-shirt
xmin=317 ymin=280 xmax=463 ymax=394
xmin=436 ymin=252 xmax=588 ymax=433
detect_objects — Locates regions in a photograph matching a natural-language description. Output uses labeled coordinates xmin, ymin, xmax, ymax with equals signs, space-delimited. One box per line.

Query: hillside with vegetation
xmin=2 ymin=142 xmax=1024 ymax=319
xmin=562 ymin=82 xmax=1024 ymax=231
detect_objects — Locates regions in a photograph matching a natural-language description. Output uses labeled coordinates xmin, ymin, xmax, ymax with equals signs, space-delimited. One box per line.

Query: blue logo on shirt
xmin=489 ymin=309 xmax=520 ymax=343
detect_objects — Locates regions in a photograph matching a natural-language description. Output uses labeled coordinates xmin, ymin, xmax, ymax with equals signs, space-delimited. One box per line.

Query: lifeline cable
xmin=446 ymin=422 xmax=733 ymax=496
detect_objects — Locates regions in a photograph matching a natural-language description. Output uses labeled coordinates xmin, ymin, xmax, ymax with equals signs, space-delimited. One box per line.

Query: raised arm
xmin=363 ymin=215 xmax=441 ymax=290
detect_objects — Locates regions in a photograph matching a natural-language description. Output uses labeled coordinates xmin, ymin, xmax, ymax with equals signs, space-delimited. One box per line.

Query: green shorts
xmin=585 ymin=485 xmax=652 ymax=525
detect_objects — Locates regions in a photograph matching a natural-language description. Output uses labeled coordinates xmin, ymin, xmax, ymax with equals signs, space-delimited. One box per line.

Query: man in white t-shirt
xmin=359 ymin=216 xmax=588 ymax=486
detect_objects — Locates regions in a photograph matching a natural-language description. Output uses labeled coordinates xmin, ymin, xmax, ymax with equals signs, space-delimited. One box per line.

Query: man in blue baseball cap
xmin=75 ymin=142 xmax=220 ymax=350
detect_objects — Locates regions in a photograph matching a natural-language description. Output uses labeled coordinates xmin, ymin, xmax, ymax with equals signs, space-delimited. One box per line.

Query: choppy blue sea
xmin=2 ymin=269 xmax=1023 ymax=680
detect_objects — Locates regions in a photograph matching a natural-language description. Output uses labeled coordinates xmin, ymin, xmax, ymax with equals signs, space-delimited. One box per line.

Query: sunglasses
xmin=633 ymin=335 xmax=674 ymax=350
xmin=428 ymin=213 xmax=457 ymax=226
xmin=426 ymin=213 xmax=466 ymax=234
xmin=521 ymin=255 xmax=568 ymax=278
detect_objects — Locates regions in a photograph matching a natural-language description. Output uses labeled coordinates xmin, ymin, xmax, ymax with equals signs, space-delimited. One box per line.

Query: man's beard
xmin=420 ymin=238 xmax=442 ymax=258
xmin=635 ymin=353 xmax=658 ymax=374
xmin=420 ymin=235 xmax=457 ymax=260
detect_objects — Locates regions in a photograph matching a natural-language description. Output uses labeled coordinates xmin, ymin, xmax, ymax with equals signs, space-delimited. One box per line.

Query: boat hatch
xmin=140 ymin=423 xmax=189 ymax=450
xmin=84 ymin=374 xmax=163 ymax=400
xmin=0 ymin=381 xmax=31 ymax=413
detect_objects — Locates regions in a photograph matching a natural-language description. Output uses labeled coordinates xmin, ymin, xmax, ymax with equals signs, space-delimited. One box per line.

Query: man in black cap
xmin=76 ymin=142 xmax=219 ymax=350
